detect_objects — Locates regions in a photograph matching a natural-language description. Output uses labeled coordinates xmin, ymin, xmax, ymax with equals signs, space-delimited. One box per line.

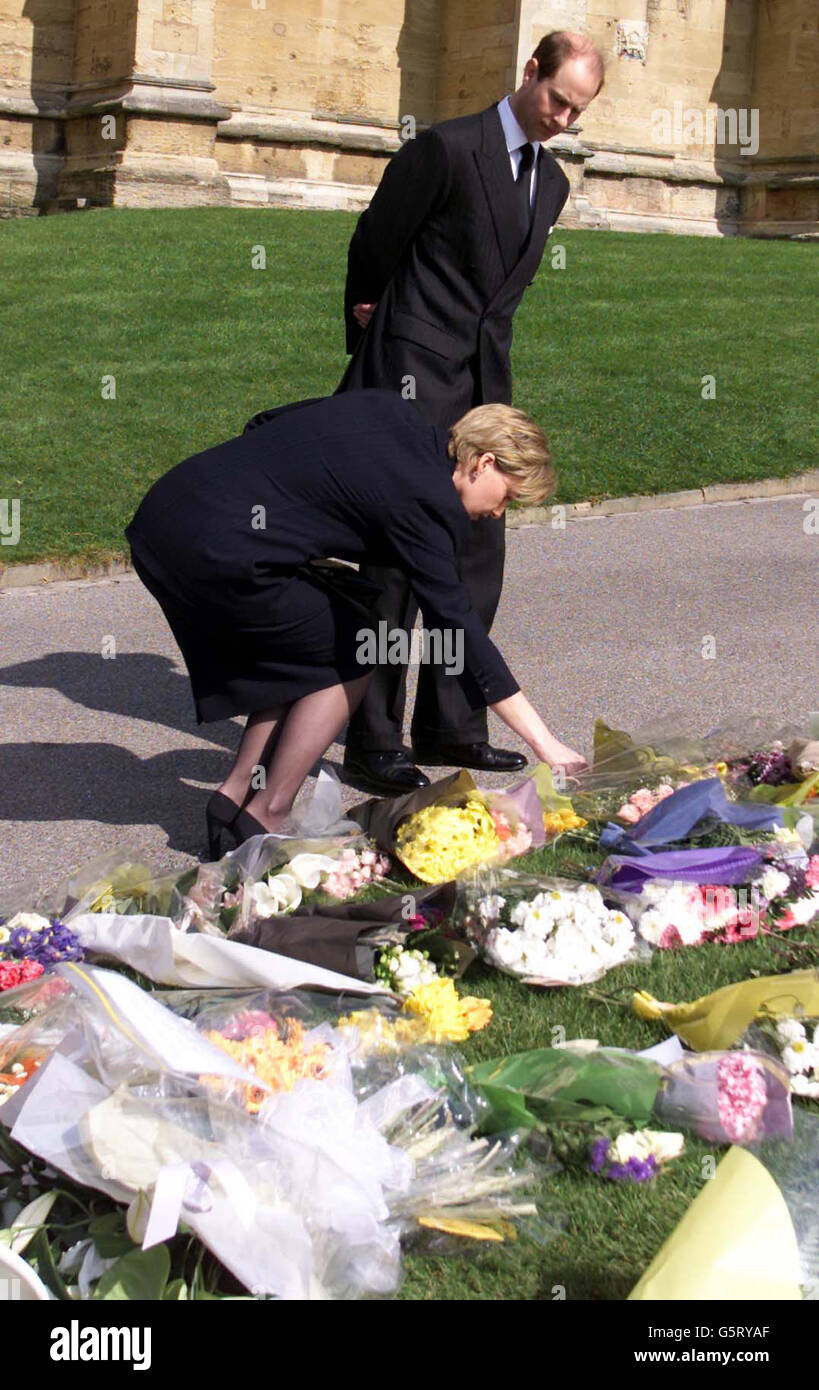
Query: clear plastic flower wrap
xmin=153 ymin=988 xmax=553 ymax=1244
xmin=582 ymin=712 xmax=819 ymax=848
xmin=2 ymin=966 xmax=560 ymax=1296
xmin=455 ymin=864 xmax=647 ymax=986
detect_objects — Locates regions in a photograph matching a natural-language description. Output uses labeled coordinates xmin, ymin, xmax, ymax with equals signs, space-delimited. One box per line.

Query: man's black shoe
xmin=343 ymin=749 xmax=431 ymax=796
xmin=412 ymin=740 xmax=527 ymax=773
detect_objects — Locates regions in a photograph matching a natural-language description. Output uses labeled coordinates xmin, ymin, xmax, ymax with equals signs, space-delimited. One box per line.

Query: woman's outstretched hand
xmin=538 ymin=738 xmax=589 ymax=778
xmin=491 ymin=692 xmax=589 ymax=778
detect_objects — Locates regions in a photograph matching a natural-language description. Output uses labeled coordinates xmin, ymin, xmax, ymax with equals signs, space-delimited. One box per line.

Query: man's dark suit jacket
xmin=339 ymin=103 xmax=571 ymax=423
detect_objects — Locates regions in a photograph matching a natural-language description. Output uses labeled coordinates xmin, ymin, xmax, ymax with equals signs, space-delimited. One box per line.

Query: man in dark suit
xmin=336 ymin=31 xmax=604 ymax=796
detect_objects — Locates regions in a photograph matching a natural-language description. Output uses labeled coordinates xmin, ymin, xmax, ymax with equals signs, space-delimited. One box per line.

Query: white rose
xmin=760 ymin=868 xmax=791 ymax=901
xmin=5 ymin=911 xmax=51 ymax=934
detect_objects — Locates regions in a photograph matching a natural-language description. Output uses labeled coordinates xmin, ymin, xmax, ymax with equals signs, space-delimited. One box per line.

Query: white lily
xmin=286 ymin=853 xmax=339 ymax=890
xmin=251 ymin=872 xmax=302 ymax=917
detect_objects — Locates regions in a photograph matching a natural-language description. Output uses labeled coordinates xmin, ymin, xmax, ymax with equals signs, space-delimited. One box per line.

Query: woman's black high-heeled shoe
xmin=205 ymin=791 xmax=244 ymax=860
xmin=230 ymin=807 xmax=274 ymax=847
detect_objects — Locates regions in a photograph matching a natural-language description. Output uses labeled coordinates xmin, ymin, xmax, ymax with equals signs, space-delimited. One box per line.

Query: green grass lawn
xmin=392 ymin=832 xmax=818 ymax=1300
xmin=1 ymin=208 xmax=817 ymax=565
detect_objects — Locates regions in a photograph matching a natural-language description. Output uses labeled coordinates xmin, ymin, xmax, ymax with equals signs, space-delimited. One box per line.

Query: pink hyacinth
xmin=716 ymin=1054 xmax=767 ymax=1143
xmin=806 ymin=856 xmax=819 ymax=889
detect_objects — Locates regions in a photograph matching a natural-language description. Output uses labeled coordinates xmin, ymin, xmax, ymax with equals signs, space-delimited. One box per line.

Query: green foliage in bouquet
xmin=469 ymin=1047 xmax=662 ymax=1135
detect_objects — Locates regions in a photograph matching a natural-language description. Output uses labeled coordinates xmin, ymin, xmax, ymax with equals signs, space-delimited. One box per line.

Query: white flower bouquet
xmin=457 ymin=868 xmax=644 ymax=987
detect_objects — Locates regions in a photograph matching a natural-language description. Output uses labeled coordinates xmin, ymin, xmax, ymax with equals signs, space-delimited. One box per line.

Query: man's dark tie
xmin=514 ymin=142 xmax=536 ymax=248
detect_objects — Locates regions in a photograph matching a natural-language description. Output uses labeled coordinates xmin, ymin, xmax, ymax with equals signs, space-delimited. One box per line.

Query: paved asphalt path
xmin=1 ymin=496 xmax=816 ymax=907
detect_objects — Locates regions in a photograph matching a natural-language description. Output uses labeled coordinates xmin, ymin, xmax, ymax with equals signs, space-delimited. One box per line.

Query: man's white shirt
xmin=497 ymin=95 xmax=540 ymax=207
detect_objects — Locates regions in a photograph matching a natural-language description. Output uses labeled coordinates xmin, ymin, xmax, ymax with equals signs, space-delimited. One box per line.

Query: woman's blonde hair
xmin=447 ymin=404 xmax=555 ymax=506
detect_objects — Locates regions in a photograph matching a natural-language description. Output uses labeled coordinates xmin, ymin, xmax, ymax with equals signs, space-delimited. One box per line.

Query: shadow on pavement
xmin=0 ymin=652 xmax=241 ymax=751
xmin=0 ymin=742 xmax=235 ymax=855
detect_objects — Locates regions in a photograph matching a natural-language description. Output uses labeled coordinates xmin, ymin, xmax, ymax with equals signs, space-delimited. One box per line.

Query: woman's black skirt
xmin=130 ymin=548 xmax=381 ymax=724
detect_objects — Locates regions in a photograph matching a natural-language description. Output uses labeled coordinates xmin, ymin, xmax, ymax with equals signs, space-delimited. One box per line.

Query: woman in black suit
xmin=125 ymin=389 xmax=586 ymax=854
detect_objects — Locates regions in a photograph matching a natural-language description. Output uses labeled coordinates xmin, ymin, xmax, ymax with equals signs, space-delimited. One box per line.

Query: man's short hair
xmin=533 ymin=31 xmax=605 ymax=95
xmin=448 ymin=404 xmax=556 ymax=507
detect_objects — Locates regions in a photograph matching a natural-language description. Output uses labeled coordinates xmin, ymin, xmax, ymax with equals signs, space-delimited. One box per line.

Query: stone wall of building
xmin=434 ymin=0 xmax=517 ymax=122
xmin=742 ymin=0 xmax=818 ymax=234
xmin=0 ymin=0 xmax=74 ymax=213
xmin=0 ymin=0 xmax=815 ymax=235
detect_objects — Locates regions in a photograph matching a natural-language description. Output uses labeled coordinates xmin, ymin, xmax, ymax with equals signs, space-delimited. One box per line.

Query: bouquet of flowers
xmin=624 ymin=852 xmax=819 ymax=949
xmin=1 ymin=968 xmax=555 ymax=1298
xmin=632 ymin=967 xmax=819 ymax=1051
xmin=630 ymin=1106 xmax=819 ymax=1301
xmin=351 ymin=769 xmax=540 ymax=884
xmin=588 ymin=1129 xmax=685 ymax=1183
xmin=580 ymin=715 xmax=819 ymax=843
xmin=457 ymin=868 xmax=642 ymax=986
xmin=724 ymin=737 xmax=819 ymax=804
xmin=742 ymin=1016 xmax=819 ymax=1101
xmin=246 ymin=845 xmax=391 ymax=920
xmin=0 ymin=912 xmax=84 ymax=992
xmin=468 ymin=1039 xmax=793 ymax=1148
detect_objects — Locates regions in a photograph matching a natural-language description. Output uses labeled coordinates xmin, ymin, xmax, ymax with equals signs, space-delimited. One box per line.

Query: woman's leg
xmin=217 ymin=706 xmax=286 ymax=806
xmin=243 ymin=674 xmax=371 ymax=831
